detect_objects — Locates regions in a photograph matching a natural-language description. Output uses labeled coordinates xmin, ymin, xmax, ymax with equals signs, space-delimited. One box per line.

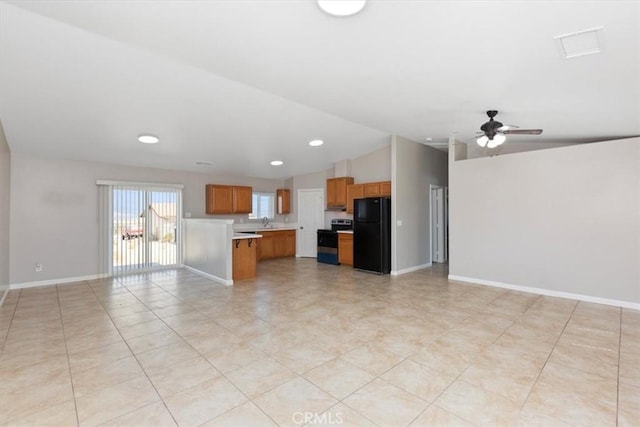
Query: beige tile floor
xmin=0 ymin=259 xmax=638 ymax=426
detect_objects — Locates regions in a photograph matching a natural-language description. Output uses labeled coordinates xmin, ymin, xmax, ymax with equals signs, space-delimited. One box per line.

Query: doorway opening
xmin=430 ymin=185 xmax=448 ymax=263
xmin=109 ymin=184 xmax=182 ymax=274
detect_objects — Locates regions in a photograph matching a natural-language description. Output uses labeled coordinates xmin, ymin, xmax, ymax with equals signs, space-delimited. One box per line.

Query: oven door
xmin=317 ymin=231 xmax=339 ymax=265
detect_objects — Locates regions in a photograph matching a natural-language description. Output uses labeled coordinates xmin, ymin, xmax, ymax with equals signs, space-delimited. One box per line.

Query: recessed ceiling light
xmin=270 ymin=160 xmax=283 ymax=166
xmin=138 ymin=134 xmax=159 ymax=144
xmin=425 ymin=137 xmax=433 ymax=142
xmin=309 ymin=139 xmax=324 ymax=147
xmin=318 ymin=0 xmax=366 ymax=17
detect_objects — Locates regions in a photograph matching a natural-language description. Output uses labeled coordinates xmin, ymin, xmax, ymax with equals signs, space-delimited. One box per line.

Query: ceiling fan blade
xmin=497 ymin=124 xmax=519 ymax=131
xmin=503 ymin=129 xmax=543 ymax=135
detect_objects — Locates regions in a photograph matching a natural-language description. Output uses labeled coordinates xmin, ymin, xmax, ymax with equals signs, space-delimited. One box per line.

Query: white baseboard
xmin=391 ymin=263 xmax=432 ymax=276
xmin=448 ymin=274 xmax=640 ymax=310
xmin=0 ymin=287 xmax=9 ymax=306
xmin=183 ymin=265 xmax=233 ymax=286
xmin=10 ymin=274 xmax=110 ymax=290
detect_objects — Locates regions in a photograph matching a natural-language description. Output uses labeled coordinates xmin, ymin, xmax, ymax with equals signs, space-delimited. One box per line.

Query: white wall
xmin=466 ymin=141 xmax=583 ymax=159
xmin=183 ymin=219 xmax=233 ymax=285
xmin=0 ymin=122 xmax=10 ymax=298
xmin=9 ymin=154 xmax=284 ymax=285
xmin=288 ymin=145 xmax=392 ymax=228
xmin=351 ymin=145 xmax=391 ymax=182
xmin=391 ymin=135 xmax=448 ymax=274
xmin=449 ymin=137 xmax=640 ymax=305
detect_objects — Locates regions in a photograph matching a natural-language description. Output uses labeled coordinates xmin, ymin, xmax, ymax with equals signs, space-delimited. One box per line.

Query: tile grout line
xmin=55 ymin=283 xmax=81 ymax=427
xmin=111 ymin=270 xmax=281 ymax=427
xmin=0 ymin=288 xmax=20 ymax=351
xmin=517 ymin=300 xmax=579 ymax=413
xmin=86 ymin=274 xmax=182 ymax=427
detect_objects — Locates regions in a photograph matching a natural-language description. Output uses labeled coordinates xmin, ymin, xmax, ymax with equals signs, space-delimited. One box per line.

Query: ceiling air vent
xmin=554 ymin=27 xmax=604 ymax=59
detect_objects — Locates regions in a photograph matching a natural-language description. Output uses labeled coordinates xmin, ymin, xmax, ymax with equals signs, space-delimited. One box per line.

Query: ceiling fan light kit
xmin=476 ymin=110 xmax=542 ymax=148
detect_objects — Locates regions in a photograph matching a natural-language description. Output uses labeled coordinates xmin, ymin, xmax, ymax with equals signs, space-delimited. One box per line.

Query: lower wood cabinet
xmin=232 ymin=238 xmax=257 ymax=281
xmin=257 ymin=230 xmax=296 ymax=260
xmin=338 ymin=233 xmax=353 ymax=266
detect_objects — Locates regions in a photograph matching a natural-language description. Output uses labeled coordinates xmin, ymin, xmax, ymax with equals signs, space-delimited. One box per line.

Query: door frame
xmin=429 ymin=184 xmax=448 ymax=263
xmin=296 ymin=188 xmax=325 ymax=257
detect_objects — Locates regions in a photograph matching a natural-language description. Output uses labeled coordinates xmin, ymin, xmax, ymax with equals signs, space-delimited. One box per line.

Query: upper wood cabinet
xmin=346 ymin=181 xmax=391 ymax=213
xmin=206 ymin=184 xmax=253 ymax=214
xmin=326 ymin=177 xmax=354 ymax=209
xmin=380 ymin=181 xmax=391 ymax=196
xmin=346 ymin=184 xmax=364 ymax=214
xmin=232 ymin=186 xmax=253 ymax=214
xmin=205 ymin=185 xmax=233 ymax=214
xmin=364 ymin=182 xmax=381 ymax=197
xmin=276 ymin=189 xmax=291 ymax=214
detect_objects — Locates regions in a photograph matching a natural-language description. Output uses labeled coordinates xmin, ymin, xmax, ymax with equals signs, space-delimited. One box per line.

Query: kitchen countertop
xmin=234 ymin=227 xmax=298 ymax=232
xmin=336 ymin=230 xmax=354 ymax=234
xmin=232 ymin=233 xmax=263 ymax=240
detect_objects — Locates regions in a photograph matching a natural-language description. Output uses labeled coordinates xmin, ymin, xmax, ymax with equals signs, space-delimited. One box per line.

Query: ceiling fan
xmin=476 ymin=110 xmax=543 ymax=148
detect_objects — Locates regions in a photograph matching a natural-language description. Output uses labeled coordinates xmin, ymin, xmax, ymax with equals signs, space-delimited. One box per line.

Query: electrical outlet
xmin=184 ymin=212 xmax=192 ymax=218
xmin=35 ymin=263 xmax=43 ymax=272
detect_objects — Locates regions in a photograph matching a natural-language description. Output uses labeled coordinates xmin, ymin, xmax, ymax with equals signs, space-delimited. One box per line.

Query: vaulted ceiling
xmin=1 ymin=1 xmax=638 ymax=178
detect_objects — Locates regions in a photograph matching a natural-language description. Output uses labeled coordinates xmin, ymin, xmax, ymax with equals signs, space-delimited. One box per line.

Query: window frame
xmin=248 ymin=191 xmax=275 ymax=220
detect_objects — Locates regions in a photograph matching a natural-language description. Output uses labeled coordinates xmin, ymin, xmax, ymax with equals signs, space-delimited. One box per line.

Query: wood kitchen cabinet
xmin=257 ymin=230 xmax=296 ymax=260
xmin=380 ymin=181 xmax=391 ymax=196
xmin=346 ymin=184 xmax=364 ymax=214
xmin=257 ymin=232 xmax=275 ymax=260
xmin=346 ymin=181 xmax=391 ymax=213
xmin=205 ymin=184 xmax=253 ymax=214
xmin=276 ymin=189 xmax=291 ymax=214
xmin=284 ymin=230 xmax=296 ymax=256
xmin=364 ymin=182 xmax=381 ymax=197
xmin=205 ymin=185 xmax=233 ymax=214
xmin=326 ymin=177 xmax=354 ymax=209
xmin=232 ymin=186 xmax=253 ymax=214
xmin=338 ymin=233 xmax=353 ymax=266
xmin=232 ymin=237 xmax=258 ymax=281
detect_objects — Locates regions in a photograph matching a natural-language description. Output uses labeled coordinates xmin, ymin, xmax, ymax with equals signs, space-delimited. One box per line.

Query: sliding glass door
xmin=111 ymin=185 xmax=181 ymax=274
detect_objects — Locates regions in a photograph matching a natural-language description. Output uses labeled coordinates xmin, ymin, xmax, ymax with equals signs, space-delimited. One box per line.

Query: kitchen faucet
xmin=262 ymin=216 xmax=270 ymax=228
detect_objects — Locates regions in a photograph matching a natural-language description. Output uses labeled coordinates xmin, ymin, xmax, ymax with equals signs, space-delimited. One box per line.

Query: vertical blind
xmin=97 ymin=181 xmax=183 ymax=276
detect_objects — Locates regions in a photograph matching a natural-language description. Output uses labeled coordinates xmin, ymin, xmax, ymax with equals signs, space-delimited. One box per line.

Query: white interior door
xmin=431 ymin=186 xmax=447 ymax=263
xmin=297 ymin=189 xmax=324 ymax=257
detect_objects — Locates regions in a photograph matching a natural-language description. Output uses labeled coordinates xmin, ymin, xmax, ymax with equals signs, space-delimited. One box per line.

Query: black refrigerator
xmin=354 ymin=197 xmax=391 ymax=274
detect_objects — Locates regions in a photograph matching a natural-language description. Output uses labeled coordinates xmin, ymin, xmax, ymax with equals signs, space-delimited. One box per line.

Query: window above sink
xmin=248 ymin=192 xmax=275 ymax=220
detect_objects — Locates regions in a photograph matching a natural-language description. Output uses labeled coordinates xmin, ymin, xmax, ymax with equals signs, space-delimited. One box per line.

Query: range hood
xmin=326 ymin=205 xmax=346 ymax=212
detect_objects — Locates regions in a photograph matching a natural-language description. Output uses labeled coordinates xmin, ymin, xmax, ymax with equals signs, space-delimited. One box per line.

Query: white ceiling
xmin=1 ymin=1 xmax=638 ymax=179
